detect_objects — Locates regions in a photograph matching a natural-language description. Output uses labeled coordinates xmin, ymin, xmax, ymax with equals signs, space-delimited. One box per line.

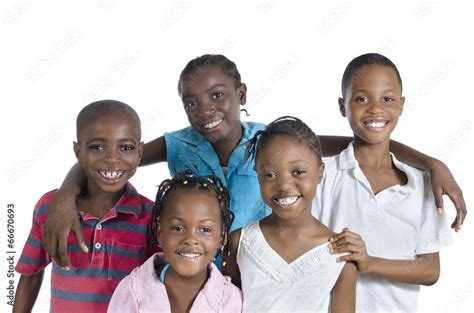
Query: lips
xmin=274 ymin=195 xmax=300 ymax=207
xmin=176 ymin=251 xmax=202 ymax=260
xmin=362 ymin=118 xmax=388 ymax=130
xmin=98 ymin=170 xmax=124 ymax=180
xmin=202 ymin=118 xmax=224 ymax=130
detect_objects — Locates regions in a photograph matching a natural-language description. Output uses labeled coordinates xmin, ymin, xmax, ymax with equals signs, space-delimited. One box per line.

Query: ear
xmin=156 ymin=220 xmax=163 ymax=246
xmin=137 ymin=142 xmax=144 ymax=165
xmin=317 ymin=162 xmax=325 ymax=184
xmin=338 ymin=97 xmax=346 ymax=117
xmin=238 ymin=83 xmax=247 ymax=106
xmin=399 ymin=96 xmax=405 ymax=116
xmin=73 ymin=142 xmax=82 ymax=163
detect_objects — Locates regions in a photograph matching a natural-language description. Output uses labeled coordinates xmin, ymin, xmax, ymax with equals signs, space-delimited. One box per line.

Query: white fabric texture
xmin=237 ymin=221 xmax=345 ymax=313
xmin=313 ymin=142 xmax=453 ymax=312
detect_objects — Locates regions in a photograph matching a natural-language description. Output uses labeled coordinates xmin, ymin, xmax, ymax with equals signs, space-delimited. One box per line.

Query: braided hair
xmin=152 ymin=170 xmax=234 ymax=255
xmin=245 ymin=116 xmax=323 ymax=165
xmin=177 ymin=54 xmax=243 ymax=96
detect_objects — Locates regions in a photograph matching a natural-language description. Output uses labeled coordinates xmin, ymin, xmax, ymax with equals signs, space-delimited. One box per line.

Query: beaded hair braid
xmin=151 ymin=170 xmax=234 ymax=253
xmin=244 ymin=116 xmax=323 ymax=165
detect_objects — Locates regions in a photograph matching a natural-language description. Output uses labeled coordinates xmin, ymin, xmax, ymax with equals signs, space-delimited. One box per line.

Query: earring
xmin=240 ymin=108 xmax=250 ymax=116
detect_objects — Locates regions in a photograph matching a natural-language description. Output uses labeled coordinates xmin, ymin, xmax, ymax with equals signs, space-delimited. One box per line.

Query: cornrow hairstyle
xmin=152 ymin=170 xmax=234 ymax=257
xmin=244 ymin=116 xmax=323 ymax=166
xmin=178 ymin=54 xmax=242 ymax=96
xmin=341 ymin=53 xmax=403 ymax=98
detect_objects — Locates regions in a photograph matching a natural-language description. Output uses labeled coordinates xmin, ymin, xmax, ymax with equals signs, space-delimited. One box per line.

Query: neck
xmin=269 ymin=209 xmax=316 ymax=232
xmin=212 ymin=125 xmax=243 ymax=167
xmin=166 ymin=265 xmax=208 ymax=288
xmin=353 ymin=137 xmax=392 ymax=168
xmin=78 ymin=185 xmax=124 ymax=218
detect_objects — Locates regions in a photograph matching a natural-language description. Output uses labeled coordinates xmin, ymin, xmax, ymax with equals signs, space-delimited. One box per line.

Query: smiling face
xmin=255 ymin=136 xmax=324 ymax=220
xmin=179 ymin=66 xmax=246 ymax=145
xmin=339 ymin=65 xmax=405 ymax=146
xmin=74 ymin=112 xmax=143 ymax=195
xmin=157 ymin=189 xmax=223 ymax=279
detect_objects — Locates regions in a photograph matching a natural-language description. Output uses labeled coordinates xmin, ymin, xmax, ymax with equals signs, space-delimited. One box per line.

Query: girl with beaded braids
xmin=224 ymin=116 xmax=357 ymax=312
xmin=44 ymin=54 xmax=465 ymax=270
xmin=109 ymin=171 xmax=242 ymax=312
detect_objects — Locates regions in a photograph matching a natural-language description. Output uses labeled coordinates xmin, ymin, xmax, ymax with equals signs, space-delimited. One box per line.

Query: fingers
xmin=329 ymin=228 xmax=358 ymax=243
xmin=446 ymin=190 xmax=467 ymax=232
xmin=72 ymin=220 xmax=89 ymax=253
xmin=433 ymin=186 xmax=444 ymax=214
xmin=57 ymin=233 xmax=70 ymax=270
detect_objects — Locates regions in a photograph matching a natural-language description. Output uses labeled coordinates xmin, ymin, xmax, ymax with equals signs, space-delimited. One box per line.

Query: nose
xmin=183 ymin=230 xmax=199 ymax=245
xmin=367 ymin=99 xmax=384 ymax=114
xmin=104 ymin=148 xmax=119 ymax=163
xmin=276 ymin=173 xmax=294 ymax=192
xmin=196 ymin=98 xmax=216 ymax=117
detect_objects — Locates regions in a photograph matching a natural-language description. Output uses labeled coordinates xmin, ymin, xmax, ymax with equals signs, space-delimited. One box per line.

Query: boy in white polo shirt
xmin=313 ymin=53 xmax=453 ymax=312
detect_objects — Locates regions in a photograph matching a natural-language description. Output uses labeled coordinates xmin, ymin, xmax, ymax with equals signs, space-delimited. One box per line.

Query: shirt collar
xmin=172 ymin=122 xmax=252 ymax=147
xmin=338 ymin=142 xmax=417 ymax=193
xmin=78 ymin=182 xmax=143 ymax=220
xmin=199 ymin=262 xmax=233 ymax=311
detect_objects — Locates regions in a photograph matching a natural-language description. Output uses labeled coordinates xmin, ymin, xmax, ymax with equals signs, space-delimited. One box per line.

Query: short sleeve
xmin=164 ymin=131 xmax=178 ymax=176
xmin=15 ymin=193 xmax=53 ymax=275
xmin=415 ymin=172 xmax=453 ymax=254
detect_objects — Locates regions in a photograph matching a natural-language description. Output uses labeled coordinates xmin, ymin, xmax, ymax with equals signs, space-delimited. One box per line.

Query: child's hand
xmin=329 ymin=228 xmax=371 ymax=273
xmin=429 ymin=159 xmax=467 ymax=232
xmin=43 ymin=191 xmax=88 ymax=270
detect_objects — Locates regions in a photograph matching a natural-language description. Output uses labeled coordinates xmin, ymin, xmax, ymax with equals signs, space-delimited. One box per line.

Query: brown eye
xmin=212 ymin=91 xmax=224 ymax=99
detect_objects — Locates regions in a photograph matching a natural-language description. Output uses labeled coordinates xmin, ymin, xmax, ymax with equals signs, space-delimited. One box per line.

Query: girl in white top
xmin=224 ymin=116 xmax=357 ymax=313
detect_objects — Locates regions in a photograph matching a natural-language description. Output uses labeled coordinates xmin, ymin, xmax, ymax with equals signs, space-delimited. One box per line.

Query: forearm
xmin=140 ymin=136 xmax=166 ymax=166
xmin=319 ymin=136 xmax=352 ymax=157
xmin=13 ymin=272 xmax=44 ymax=313
xmin=365 ymin=253 xmax=440 ymax=286
xmin=58 ymin=162 xmax=87 ymax=195
xmin=389 ymin=140 xmax=437 ymax=171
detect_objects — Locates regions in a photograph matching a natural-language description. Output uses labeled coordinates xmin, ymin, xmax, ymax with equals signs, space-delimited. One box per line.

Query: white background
xmin=1 ymin=1 xmax=472 ymax=312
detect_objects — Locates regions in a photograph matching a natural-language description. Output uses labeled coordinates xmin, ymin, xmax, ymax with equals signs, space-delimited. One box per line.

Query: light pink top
xmin=108 ymin=253 xmax=242 ymax=313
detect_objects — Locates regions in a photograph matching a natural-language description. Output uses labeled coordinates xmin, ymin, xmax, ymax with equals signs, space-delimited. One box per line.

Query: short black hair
xmin=341 ymin=53 xmax=403 ymax=97
xmin=76 ymin=99 xmax=141 ymax=140
xmin=152 ymin=170 xmax=234 ymax=253
xmin=245 ymin=116 xmax=323 ymax=165
xmin=178 ymin=54 xmax=242 ymax=96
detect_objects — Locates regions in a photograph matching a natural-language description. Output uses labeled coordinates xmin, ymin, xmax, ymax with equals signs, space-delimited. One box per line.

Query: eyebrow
xmin=353 ymin=88 xmax=399 ymax=93
xmin=85 ymin=138 xmax=138 ymax=145
xmin=168 ymin=217 xmax=217 ymax=223
xmin=259 ymin=159 xmax=308 ymax=169
xmin=182 ymin=84 xmax=228 ymax=99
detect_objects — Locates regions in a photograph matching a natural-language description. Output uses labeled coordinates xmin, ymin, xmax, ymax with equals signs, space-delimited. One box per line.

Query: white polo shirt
xmin=312 ymin=142 xmax=453 ymax=313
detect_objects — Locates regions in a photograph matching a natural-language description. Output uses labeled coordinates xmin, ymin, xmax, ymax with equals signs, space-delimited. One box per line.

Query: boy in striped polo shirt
xmin=14 ymin=100 xmax=159 ymax=312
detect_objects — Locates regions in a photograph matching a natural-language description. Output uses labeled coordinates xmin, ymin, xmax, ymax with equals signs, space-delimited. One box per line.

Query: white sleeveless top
xmin=237 ymin=221 xmax=345 ymax=313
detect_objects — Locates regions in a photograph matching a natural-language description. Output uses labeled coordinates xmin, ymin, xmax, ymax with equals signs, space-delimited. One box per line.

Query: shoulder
xmin=242 ymin=122 xmax=265 ymax=139
xmin=208 ymin=263 xmax=243 ymax=310
xmin=164 ymin=126 xmax=200 ymax=144
xmin=33 ymin=189 xmax=58 ymax=219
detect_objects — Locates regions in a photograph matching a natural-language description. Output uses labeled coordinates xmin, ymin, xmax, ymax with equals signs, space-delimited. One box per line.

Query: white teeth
xmin=366 ymin=121 xmax=386 ymax=128
xmin=203 ymin=119 xmax=223 ymax=129
xmin=276 ymin=196 xmax=299 ymax=206
xmin=99 ymin=170 xmax=124 ymax=180
xmin=178 ymin=252 xmax=201 ymax=258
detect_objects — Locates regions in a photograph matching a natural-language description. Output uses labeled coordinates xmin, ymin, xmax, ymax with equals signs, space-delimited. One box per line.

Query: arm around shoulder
xmin=222 ymin=228 xmax=242 ymax=289
xmin=140 ymin=136 xmax=166 ymax=166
